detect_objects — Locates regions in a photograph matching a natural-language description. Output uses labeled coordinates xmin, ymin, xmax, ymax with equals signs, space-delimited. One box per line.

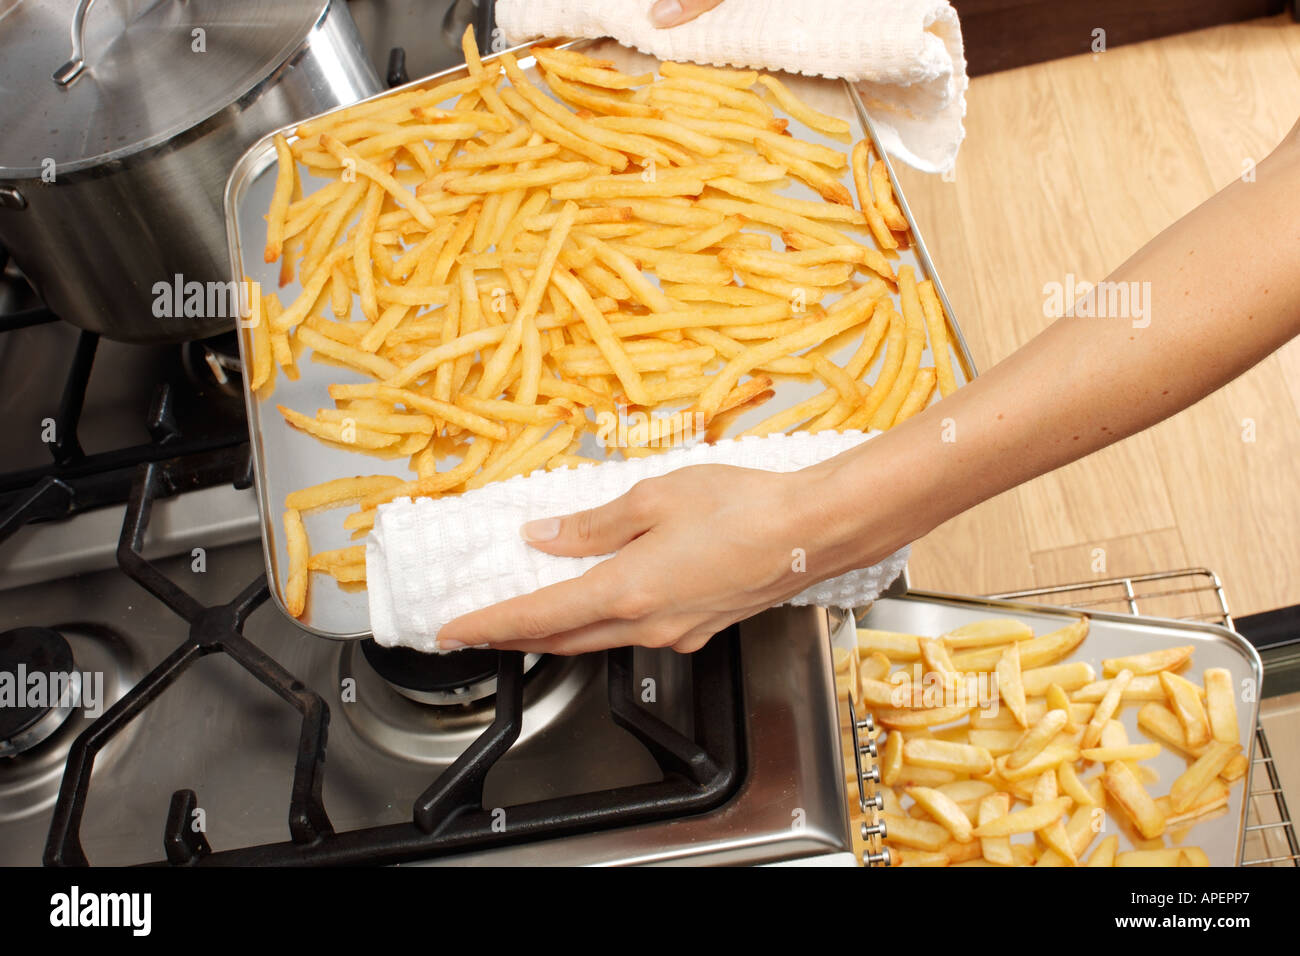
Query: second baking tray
xmin=835 ymin=593 xmax=1264 ymax=866
xmin=226 ymin=38 xmax=980 ymax=639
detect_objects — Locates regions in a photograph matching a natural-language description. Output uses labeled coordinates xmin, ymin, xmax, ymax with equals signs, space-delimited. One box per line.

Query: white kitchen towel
xmin=367 ymin=429 xmax=909 ymax=651
xmin=495 ymin=0 xmax=967 ymax=173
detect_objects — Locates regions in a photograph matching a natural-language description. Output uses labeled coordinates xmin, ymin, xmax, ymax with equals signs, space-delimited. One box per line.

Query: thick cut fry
xmin=953 ymin=617 xmax=1089 ymax=672
xmin=972 ymin=797 xmax=1071 ymax=838
xmin=1084 ymin=835 xmax=1118 ymax=867
xmin=906 ymin=787 xmax=974 ymax=843
xmin=1022 ymin=661 xmax=1096 ymax=697
xmin=995 ymin=743 xmax=1080 ymax=783
xmin=1073 ymin=674 xmax=1166 ymax=703
xmin=977 ymin=793 xmax=1014 ymax=866
xmin=1103 ymin=760 xmax=1166 ymax=839
xmin=1161 ymin=671 xmax=1212 ymax=750
xmin=874 ymin=704 xmax=972 ymax=729
xmin=1006 ymin=709 xmax=1068 ymax=770
xmin=1202 ymin=668 xmax=1240 ymax=746
xmin=1081 ymin=744 xmax=1162 ymax=763
xmin=996 ymin=642 xmax=1028 ymax=729
xmin=1170 ymin=741 xmax=1242 ymax=813
xmin=1082 ymin=668 xmax=1133 ymax=749
xmin=881 ymin=813 xmax=949 ymax=852
xmin=1102 ymin=645 xmax=1194 ymax=677
xmin=903 ymin=739 xmax=994 ymax=776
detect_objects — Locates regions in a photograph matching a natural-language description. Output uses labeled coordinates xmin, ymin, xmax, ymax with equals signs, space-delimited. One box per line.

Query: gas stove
xmin=0 ymin=2 xmax=856 ymax=866
xmin=0 ymin=264 xmax=854 ymax=868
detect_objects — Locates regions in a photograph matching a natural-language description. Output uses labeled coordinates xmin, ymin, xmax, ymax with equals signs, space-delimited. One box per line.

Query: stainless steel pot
xmin=0 ymin=0 xmax=382 ymax=343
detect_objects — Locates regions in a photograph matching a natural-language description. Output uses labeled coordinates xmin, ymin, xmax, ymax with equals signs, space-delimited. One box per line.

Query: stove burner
xmin=360 ymin=640 xmax=531 ymax=705
xmin=339 ymin=641 xmax=587 ymax=766
xmin=0 ymin=627 xmax=81 ymax=758
xmin=181 ymin=331 xmax=243 ymax=401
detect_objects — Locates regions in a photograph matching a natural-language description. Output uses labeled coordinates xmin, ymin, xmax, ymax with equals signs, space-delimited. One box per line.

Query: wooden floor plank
xmin=891 ymin=18 xmax=1300 ymax=611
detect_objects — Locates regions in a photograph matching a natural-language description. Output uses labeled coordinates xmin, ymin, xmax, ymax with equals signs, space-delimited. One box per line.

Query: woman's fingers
xmin=520 ymin=479 xmax=661 ymax=558
xmin=435 ymin=563 xmax=624 ymax=648
xmin=650 ymin=0 xmax=726 ymax=29
xmin=491 ymin=620 xmax=650 ymax=656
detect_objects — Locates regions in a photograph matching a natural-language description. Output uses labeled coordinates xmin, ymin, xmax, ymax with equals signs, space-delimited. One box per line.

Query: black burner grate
xmin=0 ymin=319 xmax=249 ymax=543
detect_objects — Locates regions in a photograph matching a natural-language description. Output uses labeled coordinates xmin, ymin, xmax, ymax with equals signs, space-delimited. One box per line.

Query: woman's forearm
xmin=808 ymin=131 xmax=1300 ymax=570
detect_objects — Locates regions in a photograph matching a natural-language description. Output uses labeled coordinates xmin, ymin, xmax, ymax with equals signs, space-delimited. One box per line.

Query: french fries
xmin=836 ymin=615 xmax=1250 ymax=868
xmin=260 ymin=27 xmax=962 ymax=618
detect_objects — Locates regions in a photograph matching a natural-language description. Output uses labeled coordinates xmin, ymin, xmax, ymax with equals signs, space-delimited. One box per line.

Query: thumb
xmin=520 ymin=484 xmax=659 ymax=557
xmin=650 ymin=0 xmax=726 ymax=29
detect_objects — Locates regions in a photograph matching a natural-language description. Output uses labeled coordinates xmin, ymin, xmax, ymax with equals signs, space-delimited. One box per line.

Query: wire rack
xmin=991 ymin=568 xmax=1299 ymax=868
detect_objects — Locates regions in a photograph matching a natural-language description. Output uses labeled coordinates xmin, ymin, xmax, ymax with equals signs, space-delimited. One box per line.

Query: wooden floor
xmin=895 ymin=14 xmax=1300 ymax=616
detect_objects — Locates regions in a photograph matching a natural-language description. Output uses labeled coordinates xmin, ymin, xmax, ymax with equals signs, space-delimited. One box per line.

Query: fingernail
xmin=650 ymin=0 xmax=683 ymax=28
xmin=521 ymin=517 xmax=562 ymax=542
xmin=438 ymin=638 xmax=465 ymax=650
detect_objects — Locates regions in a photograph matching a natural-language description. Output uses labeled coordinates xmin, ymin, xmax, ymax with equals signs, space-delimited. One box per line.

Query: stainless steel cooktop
xmin=0 ymin=538 xmax=851 ymax=865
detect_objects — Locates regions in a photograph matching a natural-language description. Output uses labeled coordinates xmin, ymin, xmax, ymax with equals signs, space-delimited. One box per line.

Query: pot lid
xmin=0 ymin=0 xmax=331 ymax=177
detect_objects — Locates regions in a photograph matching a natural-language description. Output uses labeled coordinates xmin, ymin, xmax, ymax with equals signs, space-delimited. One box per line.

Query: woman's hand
xmin=650 ymin=0 xmax=726 ymax=29
xmin=435 ymin=463 xmax=851 ymax=655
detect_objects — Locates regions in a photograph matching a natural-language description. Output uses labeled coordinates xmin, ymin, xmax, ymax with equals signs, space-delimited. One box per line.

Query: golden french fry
xmin=972 ymin=797 xmax=1071 ymax=838
xmin=1082 ymin=668 xmax=1133 ymax=750
xmin=943 ymin=618 xmax=1034 ymax=650
xmin=1022 ymin=661 xmax=1096 ymax=697
xmin=1073 ymin=674 xmax=1167 ymax=703
xmin=1161 ymin=671 xmax=1212 ymax=750
xmin=282 ymin=509 xmax=309 ymax=618
xmin=880 ymin=812 xmax=949 ymax=852
xmin=1007 ymin=709 xmax=1068 ymax=770
xmin=264 ymin=134 xmax=297 ymax=263
xmin=1102 ymin=646 xmax=1195 ymax=677
xmin=1203 ymin=668 xmax=1239 ymax=746
xmin=907 ymin=787 xmax=974 ymax=843
xmin=1103 ymin=760 xmax=1166 ymax=839
xmin=870 ymin=159 xmax=907 ymax=232
xmin=953 ymin=617 xmax=1089 ymax=672
xmin=997 ymin=641 xmax=1029 ymax=729
xmin=874 ymin=704 xmax=972 ymax=729
xmin=285 ymin=475 xmax=407 ymax=511
xmin=916 ymin=279 xmax=958 ymax=398
xmin=857 ymin=629 xmax=922 ymax=661
xmin=1170 ymin=740 xmax=1242 ymax=813
xmin=1081 ymin=744 xmax=1162 ymax=763
xmin=1084 ymin=834 xmax=1118 ymax=867
xmin=903 ymin=739 xmax=994 ymax=776
xmin=977 ymin=793 xmax=1014 ymax=866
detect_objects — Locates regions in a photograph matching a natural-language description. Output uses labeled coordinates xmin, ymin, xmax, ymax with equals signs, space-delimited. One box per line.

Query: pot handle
xmin=52 ymin=0 xmax=99 ymax=87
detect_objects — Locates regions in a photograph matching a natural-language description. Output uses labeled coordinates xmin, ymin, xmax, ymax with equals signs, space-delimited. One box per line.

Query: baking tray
xmin=832 ymin=593 xmax=1263 ymax=866
xmin=225 ymin=38 xmax=980 ymax=639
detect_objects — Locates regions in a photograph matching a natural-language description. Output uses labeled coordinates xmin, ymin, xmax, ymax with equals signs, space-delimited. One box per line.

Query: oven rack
xmin=992 ymin=568 xmax=1299 ymax=868
xmin=845 ymin=567 xmax=1298 ymax=867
